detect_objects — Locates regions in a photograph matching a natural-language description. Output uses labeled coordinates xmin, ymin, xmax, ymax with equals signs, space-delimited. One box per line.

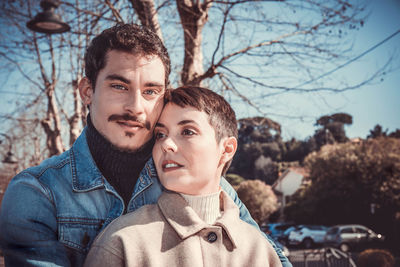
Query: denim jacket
xmin=0 ymin=128 xmax=291 ymax=267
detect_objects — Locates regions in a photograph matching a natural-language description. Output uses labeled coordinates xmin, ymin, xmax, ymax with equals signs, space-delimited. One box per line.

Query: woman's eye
xmin=182 ymin=129 xmax=196 ymax=136
xmin=111 ymin=84 xmax=127 ymax=90
xmin=155 ymin=132 xmax=166 ymax=140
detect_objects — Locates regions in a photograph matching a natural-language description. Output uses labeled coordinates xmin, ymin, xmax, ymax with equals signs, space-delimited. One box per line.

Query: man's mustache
xmin=108 ymin=114 xmax=151 ymax=130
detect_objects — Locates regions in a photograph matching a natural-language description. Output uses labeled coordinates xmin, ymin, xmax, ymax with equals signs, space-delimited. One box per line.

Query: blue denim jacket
xmin=0 ymin=128 xmax=291 ymax=267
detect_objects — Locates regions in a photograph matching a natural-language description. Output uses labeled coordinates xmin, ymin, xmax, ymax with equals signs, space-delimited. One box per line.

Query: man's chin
xmin=112 ymin=142 xmax=142 ymax=152
xmin=102 ymin=130 xmax=152 ymax=152
xmin=111 ymin=136 xmax=154 ymax=153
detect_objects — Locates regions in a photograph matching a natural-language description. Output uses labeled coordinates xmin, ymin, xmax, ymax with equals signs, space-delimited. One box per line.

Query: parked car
xmin=324 ymin=224 xmax=385 ymax=252
xmin=280 ymin=225 xmax=303 ymax=246
xmin=263 ymin=222 xmax=296 ymax=242
xmin=288 ymin=225 xmax=328 ymax=248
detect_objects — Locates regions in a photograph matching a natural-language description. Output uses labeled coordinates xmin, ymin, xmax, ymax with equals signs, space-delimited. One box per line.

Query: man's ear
xmin=220 ymin=136 xmax=237 ymax=164
xmin=78 ymin=77 xmax=94 ymax=106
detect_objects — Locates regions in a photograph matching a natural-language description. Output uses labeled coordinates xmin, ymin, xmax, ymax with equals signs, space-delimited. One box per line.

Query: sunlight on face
xmin=87 ymin=51 xmax=165 ymax=151
xmin=152 ymin=104 xmax=226 ymax=195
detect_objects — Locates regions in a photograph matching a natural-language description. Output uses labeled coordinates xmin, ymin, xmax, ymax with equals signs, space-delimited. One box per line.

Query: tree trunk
xmin=176 ymin=0 xmax=211 ymax=86
xmin=41 ymin=84 xmax=65 ymax=156
xmin=129 ymin=0 xmax=164 ymax=41
xmin=37 ymin=37 xmax=64 ymax=156
xmin=69 ymin=78 xmax=82 ymax=146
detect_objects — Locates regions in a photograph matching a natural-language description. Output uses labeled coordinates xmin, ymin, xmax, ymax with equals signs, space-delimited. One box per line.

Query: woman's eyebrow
xmin=178 ymin=120 xmax=199 ymax=126
xmin=155 ymin=122 xmax=166 ymax=128
xmin=155 ymin=119 xmax=198 ymax=128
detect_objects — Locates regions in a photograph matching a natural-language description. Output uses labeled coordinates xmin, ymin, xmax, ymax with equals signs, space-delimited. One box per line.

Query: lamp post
xmin=27 ymin=0 xmax=70 ymax=34
xmin=0 ymin=133 xmax=18 ymax=164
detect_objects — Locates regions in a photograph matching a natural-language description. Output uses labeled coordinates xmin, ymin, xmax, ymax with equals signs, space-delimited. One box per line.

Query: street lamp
xmin=0 ymin=133 xmax=18 ymax=164
xmin=27 ymin=0 xmax=70 ymax=34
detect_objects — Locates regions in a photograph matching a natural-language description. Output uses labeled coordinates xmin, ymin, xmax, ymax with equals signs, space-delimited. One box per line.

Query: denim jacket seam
xmin=69 ymin=134 xmax=106 ymax=191
xmin=17 ymin=180 xmax=55 ymax=206
xmin=57 ymin=217 xmax=105 ymax=224
xmin=23 ymin=157 xmax=70 ymax=179
xmin=131 ymin=181 xmax=153 ymax=204
xmin=69 ymin=148 xmax=78 ymax=188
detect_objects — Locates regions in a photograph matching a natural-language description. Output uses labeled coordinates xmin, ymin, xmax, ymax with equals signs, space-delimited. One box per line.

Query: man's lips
xmin=117 ymin=120 xmax=144 ymax=128
xmin=162 ymin=160 xmax=184 ymax=171
xmin=108 ymin=113 xmax=151 ymax=130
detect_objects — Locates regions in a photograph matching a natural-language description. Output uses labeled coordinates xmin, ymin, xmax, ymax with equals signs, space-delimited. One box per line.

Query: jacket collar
xmin=70 ymin=128 xmax=156 ymax=192
xmin=157 ymin=190 xmax=241 ymax=248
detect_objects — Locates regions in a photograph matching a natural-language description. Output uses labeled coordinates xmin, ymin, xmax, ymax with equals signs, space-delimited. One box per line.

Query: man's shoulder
xmin=9 ymin=131 xmax=92 ymax=190
xmin=23 ymin=149 xmax=71 ymax=178
xmin=4 ymin=148 xmax=73 ymax=199
xmin=16 ymin=130 xmax=94 ymax=183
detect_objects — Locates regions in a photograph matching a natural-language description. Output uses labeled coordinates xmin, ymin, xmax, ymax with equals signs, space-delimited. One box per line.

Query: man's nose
xmin=161 ymin=137 xmax=177 ymax=153
xmin=124 ymin=89 xmax=144 ymax=114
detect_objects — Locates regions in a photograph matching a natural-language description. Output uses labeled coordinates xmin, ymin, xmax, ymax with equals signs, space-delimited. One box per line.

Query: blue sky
xmin=273 ymin=0 xmax=400 ymax=140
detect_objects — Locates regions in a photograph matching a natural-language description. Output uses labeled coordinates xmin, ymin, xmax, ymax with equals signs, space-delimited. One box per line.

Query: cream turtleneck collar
xmin=179 ymin=190 xmax=222 ymax=224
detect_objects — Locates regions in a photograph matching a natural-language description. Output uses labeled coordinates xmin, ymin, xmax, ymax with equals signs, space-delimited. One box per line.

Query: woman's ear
xmin=78 ymin=77 xmax=94 ymax=106
xmin=220 ymin=136 xmax=237 ymax=164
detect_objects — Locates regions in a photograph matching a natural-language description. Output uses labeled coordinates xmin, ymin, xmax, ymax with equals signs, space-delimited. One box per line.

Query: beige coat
xmin=84 ymin=191 xmax=282 ymax=267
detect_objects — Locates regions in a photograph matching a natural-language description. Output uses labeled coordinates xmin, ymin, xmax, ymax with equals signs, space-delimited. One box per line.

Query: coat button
xmin=207 ymin=232 xmax=217 ymax=243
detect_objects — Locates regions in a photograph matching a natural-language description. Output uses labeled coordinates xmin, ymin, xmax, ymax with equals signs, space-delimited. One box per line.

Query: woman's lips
xmin=162 ymin=160 xmax=184 ymax=171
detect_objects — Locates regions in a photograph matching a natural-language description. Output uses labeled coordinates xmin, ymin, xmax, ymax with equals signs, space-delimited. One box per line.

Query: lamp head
xmin=27 ymin=0 xmax=70 ymax=34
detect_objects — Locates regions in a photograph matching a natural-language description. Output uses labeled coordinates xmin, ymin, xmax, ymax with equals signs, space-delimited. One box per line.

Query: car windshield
xmin=307 ymin=225 xmax=326 ymax=230
xmin=340 ymin=227 xmax=354 ymax=233
xmin=327 ymin=227 xmax=338 ymax=234
xmin=355 ymin=227 xmax=368 ymax=234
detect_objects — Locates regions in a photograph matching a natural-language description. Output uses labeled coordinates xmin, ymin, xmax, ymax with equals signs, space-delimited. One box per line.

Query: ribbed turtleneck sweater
xmin=180 ymin=190 xmax=222 ymax=224
xmin=86 ymin=114 xmax=153 ymax=211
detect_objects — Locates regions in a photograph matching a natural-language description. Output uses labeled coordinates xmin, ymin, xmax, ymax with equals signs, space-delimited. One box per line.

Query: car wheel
xmin=303 ymin=238 xmax=314 ymax=249
xmin=339 ymin=243 xmax=350 ymax=252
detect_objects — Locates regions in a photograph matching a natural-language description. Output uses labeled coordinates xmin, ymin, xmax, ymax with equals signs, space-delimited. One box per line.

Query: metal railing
xmin=289 ymin=247 xmax=356 ymax=267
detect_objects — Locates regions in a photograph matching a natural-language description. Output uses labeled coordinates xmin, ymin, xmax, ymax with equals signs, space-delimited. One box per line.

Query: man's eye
xmin=155 ymin=132 xmax=166 ymax=140
xmin=182 ymin=129 xmax=196 ymax=136
xmin=143 ymin=89 xmax=157 ymax=95
xmin=111 ymin=84 xmax=127 ymax=90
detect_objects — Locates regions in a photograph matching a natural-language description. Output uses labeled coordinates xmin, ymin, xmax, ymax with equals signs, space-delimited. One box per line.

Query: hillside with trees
xmin=229 ymin=112 xmax=355 ymax=185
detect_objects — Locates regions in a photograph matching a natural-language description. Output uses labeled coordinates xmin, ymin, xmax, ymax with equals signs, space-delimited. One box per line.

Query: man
xmin=0 ymin=24 xmax=291 ymax=267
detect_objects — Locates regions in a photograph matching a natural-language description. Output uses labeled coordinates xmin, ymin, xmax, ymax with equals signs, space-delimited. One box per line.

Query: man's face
xmin=152 ymin=103 xmax=226 ymax=195
xmin=81 ymin=50 xmax=165 ymax=151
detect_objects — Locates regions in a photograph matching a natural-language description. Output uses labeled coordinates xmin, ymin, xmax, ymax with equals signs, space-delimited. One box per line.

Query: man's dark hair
xmin=164 ymin=86 xmax=238 ymax=175
xmin=84 ymin=23 xmax=171 ymax=89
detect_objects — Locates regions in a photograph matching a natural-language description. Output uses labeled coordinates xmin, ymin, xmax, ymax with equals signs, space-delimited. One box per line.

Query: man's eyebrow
xmin=105 ymin=74 xmax=130 ymax=84
xmin=105 ymin=75 xmax=164 ymax=88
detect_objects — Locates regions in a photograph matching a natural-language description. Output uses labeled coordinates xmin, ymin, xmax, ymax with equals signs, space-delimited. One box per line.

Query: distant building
xmin=272 ymin=167 xmax=309 ymax=220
